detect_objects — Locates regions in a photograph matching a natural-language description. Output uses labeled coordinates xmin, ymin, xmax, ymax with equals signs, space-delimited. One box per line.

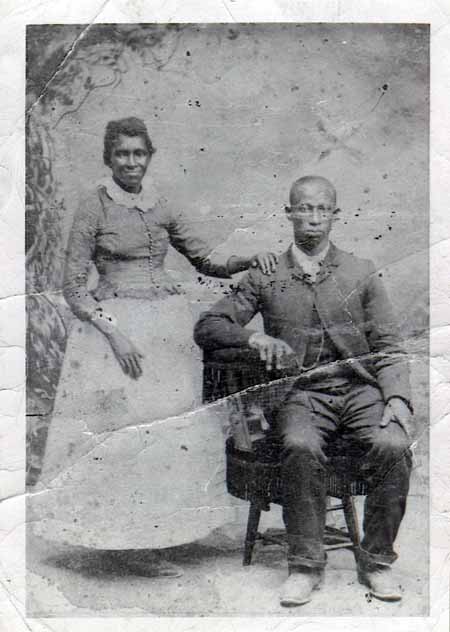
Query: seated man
xmin=194 ymin=175 xmax=414 ymax=607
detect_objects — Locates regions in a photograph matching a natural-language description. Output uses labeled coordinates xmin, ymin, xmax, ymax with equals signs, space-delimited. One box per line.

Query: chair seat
xmin=225 ymin=436 xmax=369 ymax=510
xmin=226 ymin=438 xmax=282 ymax=509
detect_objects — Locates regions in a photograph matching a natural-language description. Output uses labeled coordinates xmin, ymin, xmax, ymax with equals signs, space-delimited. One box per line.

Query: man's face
xmin=286 ymin=185 xmax=336 ymax=250
xmin=109 ymin=134 xmax=151 ymax=191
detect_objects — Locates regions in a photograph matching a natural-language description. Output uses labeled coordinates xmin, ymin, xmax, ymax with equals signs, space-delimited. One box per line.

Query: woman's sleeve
xmin=166 ymin=208 xmax=232 ymax=278
xmin=63 ymin=192 xmax=101 ymax=320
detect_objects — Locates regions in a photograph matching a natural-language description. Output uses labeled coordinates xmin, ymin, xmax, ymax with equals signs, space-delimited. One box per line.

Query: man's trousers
xmin=276 ymin=379 xmax=412 ymax=571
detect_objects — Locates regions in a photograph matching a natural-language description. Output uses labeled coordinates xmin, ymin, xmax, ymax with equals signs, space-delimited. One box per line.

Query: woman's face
xmin=109 ymin=134 xmax=151 ymax=192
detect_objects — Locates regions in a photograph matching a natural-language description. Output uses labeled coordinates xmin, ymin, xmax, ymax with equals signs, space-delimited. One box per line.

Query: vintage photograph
xmin=25 ymin=23 xmax=429 ymax=616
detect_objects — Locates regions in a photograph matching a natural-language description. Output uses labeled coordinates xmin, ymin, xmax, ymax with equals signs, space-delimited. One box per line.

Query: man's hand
xmin=248 ymin=332 xmax=295 ymax=371
xmin=380 ymin=397 xmax=414 ymax=438
xmin=107 ymin=330 xmax=145 ymax=379
xmin=250 ymin=252 xmax=278 ymax=275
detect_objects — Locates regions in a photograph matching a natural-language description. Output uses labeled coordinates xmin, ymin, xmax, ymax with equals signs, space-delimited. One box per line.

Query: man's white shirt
xmin=291 ymin=241 xmax=330 ymax=282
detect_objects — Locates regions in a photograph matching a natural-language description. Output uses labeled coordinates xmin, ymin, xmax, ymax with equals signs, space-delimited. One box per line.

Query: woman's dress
xmin=29 ymin=178 xmax=238 ymax=549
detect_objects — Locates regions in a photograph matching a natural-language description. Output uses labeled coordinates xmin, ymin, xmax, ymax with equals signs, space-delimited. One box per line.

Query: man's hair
xmin=103 ymin=117 xmax=156 ymax=167
xmin=289 ymin=175 xmax=337 ymax=206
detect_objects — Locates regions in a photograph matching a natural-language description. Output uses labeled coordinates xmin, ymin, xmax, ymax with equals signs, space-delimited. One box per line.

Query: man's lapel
xmin=314 ymin=244 xmax=362 ymax=344
xmin=315 ymin=243 xmax=340 ymax=284
xmin=313 ymin=248 xmax=378 ymax=382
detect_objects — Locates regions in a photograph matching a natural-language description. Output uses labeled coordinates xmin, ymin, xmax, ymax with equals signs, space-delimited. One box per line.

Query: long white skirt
xmin=28 ymin=295 xmax=237 ymax=549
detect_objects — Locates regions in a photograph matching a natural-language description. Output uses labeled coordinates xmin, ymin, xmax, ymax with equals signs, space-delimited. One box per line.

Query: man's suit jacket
xmin=194 ymin=243 xmax=412 ymax=406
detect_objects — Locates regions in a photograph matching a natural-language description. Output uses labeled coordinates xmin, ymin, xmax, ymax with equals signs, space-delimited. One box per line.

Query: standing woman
xmin=31 ymin=117 xmax=276 ymax=577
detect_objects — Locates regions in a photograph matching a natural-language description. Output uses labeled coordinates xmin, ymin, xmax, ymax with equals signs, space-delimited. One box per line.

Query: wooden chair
xmin=202 ymin=348 xmax=368 ymax=566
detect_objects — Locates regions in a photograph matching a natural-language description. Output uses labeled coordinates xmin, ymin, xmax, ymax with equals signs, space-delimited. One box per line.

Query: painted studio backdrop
xmin=26 ymin=23 xmax=429 ymax=484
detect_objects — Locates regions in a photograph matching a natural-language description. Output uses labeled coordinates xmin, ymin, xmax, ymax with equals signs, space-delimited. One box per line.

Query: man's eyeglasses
xmin=286 ymin=204 xmax=337 ymax=218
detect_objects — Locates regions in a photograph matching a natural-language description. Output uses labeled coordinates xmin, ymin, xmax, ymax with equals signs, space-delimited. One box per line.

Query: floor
xmin=26 ymin=472 xmax=428 ymax=618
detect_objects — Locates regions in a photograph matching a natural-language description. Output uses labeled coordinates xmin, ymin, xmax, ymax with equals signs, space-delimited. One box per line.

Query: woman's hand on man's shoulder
xmin=250 ymin=252 xmax=278 ymax=275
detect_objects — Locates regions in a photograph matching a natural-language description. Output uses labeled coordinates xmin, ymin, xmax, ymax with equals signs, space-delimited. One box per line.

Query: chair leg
xmin=342 ymin=495 xmax=362 ymax=564
xmin=243 ymin=503 xmax=262 ymax=566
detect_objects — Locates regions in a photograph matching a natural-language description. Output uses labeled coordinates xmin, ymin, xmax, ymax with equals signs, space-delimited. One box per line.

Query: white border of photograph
xmin=0 ymin=1 xmax=448 ymax=631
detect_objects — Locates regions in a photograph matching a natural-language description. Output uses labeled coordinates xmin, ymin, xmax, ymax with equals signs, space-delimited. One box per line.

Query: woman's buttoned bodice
xmin=63 ymin=181 xmax=230 ymax=320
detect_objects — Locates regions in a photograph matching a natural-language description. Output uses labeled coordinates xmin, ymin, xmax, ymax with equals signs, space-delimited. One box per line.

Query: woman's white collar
xmin=98 ymin=176 xmax=159 ymax=212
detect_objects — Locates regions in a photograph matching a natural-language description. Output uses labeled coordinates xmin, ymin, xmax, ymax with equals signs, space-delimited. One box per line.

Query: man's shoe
xmin=358 ymin=566 xmax=402 ymax=601
xmin=280 ymin=569 xmax=322 ymax=607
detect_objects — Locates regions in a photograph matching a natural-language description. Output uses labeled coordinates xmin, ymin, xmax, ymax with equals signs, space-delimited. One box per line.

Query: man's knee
xmin=369 ymin=425 xmax=411 ymax=463
xmin=282 ymin=429 xmax=323 ymax=459
xmin=277 ymin=402 xmax=328 ymax=465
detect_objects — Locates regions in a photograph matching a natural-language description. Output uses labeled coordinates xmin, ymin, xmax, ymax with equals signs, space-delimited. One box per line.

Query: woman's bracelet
xmin=90 ymin=307 xmax=118 ymax=331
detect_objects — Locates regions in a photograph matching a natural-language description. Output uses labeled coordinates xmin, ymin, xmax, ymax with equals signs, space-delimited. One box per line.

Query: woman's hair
xmin=103 ymin=117 xmax=156 ymax=166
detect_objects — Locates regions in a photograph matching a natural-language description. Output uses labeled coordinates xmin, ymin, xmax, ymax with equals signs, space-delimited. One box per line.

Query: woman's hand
xmin=106 ymin=330 xmax=145 ymax=379
xmin=250 ymin=252 xmax=278 ymax=275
